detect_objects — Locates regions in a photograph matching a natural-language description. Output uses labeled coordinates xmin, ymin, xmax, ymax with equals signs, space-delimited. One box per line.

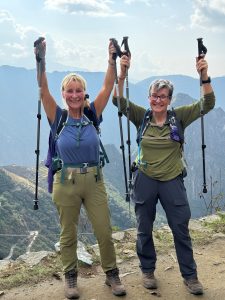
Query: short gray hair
xmin=148 ymin=79 xmax=174 ymax=98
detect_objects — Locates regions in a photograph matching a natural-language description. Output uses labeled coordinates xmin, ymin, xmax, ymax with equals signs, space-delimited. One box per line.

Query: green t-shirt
xmin=113 ymin=92 xmax=215 ymax=181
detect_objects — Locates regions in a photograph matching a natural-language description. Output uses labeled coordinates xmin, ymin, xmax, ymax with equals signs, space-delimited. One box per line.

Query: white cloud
xmin=0 ymin=9 xmax=110 ymax=72
xmin=44 ymin=0 xmax=125 ymax=17
xmin=0 ymin=9 xmax=14 ymax=22
xmin=52 ymin=38 xmax=107 ymax=71
xmin=5 ymin=43 xmax=27 ymax=58
xmin=191 ymin=0 xmax=225 ymax=31
xmin=129 ymin=50 xmax=166 ymax=80
xmin=124 ymin=0 xmax=152 ymax=5
xmin=0 ymin=9 xmax=42 ymax=67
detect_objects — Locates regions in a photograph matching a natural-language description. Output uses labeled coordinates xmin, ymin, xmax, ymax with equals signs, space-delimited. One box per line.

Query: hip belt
xmin=63 ymin=162 xmax=99 ymax=174
xmin=52 ymin=159 xmax=100 ymax=183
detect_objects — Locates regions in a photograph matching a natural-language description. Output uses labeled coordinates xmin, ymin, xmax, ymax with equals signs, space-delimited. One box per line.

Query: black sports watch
xmin=202 ymin=76 xmax=211 ymax=84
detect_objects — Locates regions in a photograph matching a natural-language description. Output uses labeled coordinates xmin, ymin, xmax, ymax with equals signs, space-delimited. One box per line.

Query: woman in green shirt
xmin=113 ymin=54 xmax=215 ymax=296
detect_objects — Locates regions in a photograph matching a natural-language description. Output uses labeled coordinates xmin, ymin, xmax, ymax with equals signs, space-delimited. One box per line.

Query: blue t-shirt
xmin=50 ymin=104 xmax=101 ymax=164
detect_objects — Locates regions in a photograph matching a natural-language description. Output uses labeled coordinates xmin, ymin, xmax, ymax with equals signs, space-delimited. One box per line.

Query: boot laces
xmin=65 ymin=271 xmax=77 ymax=288
xmin=145 ymin=273 xmax=154 ymax=279
xmin=107 ymin=269 xmax=121 ymax=285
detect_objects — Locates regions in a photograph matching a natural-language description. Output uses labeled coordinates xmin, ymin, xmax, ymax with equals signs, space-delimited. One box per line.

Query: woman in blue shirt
xmin=34 ymin=38 xmax=126 ymax=299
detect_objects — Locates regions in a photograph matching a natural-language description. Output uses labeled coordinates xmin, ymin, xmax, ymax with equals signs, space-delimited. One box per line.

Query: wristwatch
xmin=202 ymin=76 xmax=211 ymax=84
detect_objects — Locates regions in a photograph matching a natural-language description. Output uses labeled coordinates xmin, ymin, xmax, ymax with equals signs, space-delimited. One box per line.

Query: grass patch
xmin=0 ymin=253 xmax=62 ymax=290
xmin=154 ymin=230 xmax=174 ymax=254
xmin=190 ymin=229 xmax=213 ymax=245
xmin=202 ymin=212 xmax=225 ymax=234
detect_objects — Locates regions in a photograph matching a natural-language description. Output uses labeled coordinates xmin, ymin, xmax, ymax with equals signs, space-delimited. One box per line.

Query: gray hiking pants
xmin=132 ymin=170 xmax=197 ymax=280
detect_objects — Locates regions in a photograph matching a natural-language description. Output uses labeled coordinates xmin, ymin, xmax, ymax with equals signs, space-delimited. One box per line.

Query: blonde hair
xmin=61 ymin=73 xmax=87 ymax=109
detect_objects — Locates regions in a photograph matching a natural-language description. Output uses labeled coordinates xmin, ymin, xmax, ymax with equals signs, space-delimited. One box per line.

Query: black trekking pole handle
xmin=34 ymin=37 xmax=45 ymax=87
xmin=110 ymin=38 xmax=130 ymax=202
xmin=197 ymin=37 xmax=207 ymax=194
xmin=121 ymin=36 xmax=131 ymax=57
xmin=110 ymin=38 xmax=123 ymax=60
xmin=110 ymin=38 xmax=123 ymax=113
xmin=33 ymin=37 xmax=45 ymax=210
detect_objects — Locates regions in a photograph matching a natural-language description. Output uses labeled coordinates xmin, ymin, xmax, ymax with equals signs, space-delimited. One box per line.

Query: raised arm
xmin=196 ymin=56 xmax=214 ymax=96
xmin=93 ymin=41 xmax=116 ymax=118
xmin=34 ymin=38 xmax=56 ymax=124
xmin=113 ymin=54 xmax=131 ymax=98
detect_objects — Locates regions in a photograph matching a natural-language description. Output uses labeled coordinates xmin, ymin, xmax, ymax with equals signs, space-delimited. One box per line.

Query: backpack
xmin=137 ymin=108 xmax=184 ymax=146
xmin=45 ymin=107 xmax=109 ymax=193
xmin=136 ymin=108 xmax=186 ymax=174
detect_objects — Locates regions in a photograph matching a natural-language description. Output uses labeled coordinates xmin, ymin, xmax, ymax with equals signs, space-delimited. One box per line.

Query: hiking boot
xmin=142 ymin=272 xmax=157 ymax=289
xmin=64 ymin=270 xmax=79 ymax=299
xmin=184 ymin=278 xmax=204 ymax=295
xmin=105 ymin=268 xmax=126 ymax=296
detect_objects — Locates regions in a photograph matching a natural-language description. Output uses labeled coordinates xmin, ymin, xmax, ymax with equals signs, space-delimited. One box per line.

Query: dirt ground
xmin=1 ymin=237 xmax=225 ymax=300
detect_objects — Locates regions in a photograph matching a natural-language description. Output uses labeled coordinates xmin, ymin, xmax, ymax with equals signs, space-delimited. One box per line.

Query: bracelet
xmin=108 ymin=60 xmax=114 ymax=66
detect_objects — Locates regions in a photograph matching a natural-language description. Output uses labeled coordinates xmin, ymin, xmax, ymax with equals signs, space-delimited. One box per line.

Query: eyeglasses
xmin=150 ymin=94 xmax=169 ymax=101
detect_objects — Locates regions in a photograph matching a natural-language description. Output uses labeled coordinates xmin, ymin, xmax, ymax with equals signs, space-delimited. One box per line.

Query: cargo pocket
xmin=130 ymin=169 xmax=140 ymax=203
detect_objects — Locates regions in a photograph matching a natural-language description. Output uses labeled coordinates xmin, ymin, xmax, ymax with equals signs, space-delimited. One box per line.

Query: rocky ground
xmin=1 ymin=216 xmax=225 ymax=300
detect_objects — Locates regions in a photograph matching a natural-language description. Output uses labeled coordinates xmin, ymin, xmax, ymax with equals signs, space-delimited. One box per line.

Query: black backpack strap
xmin=136 ymin=108 xmax=152 ymax=165
xmin=100 ymin=140 xmax=109 ymax=163
xmin=56 ymin=109 xmax=68 ymax=137
xmin=136 ymin=108 xmax=151 ymax=145
xmin=169 ymin=108 xmax=187 ymax=176
xmin=168 ymin=108 xmax=184 ymax=145
xmin=83 ymin=112 xmax=109 ymax=165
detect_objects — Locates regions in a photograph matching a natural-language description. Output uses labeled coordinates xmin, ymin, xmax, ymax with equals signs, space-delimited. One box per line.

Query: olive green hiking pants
xmin=52 ymin=168 xmax=117 ymax=273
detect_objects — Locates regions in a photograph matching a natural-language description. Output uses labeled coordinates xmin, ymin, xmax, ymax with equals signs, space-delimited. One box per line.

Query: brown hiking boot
xmin=142 ymin=272 xmax=157 ymax=289
xmin=64 ymin=270 xmax=79 ymax=299
xmin=105 ymin=268 xmax=126 ymax=296
xmin=184 ymin=278 xmax=204 ymax=295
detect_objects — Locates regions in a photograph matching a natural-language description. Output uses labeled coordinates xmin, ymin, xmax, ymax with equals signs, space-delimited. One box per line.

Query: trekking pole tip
xmin=203 ymin=186 xmax=207 ymax=193
xmin=33 ymin=201 xmax=39 ymax=210
xmin=125 ymin=193 xmax=130 ymax=202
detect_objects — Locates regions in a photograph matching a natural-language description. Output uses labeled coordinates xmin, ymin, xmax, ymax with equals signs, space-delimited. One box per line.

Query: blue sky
xmin=0 ymin=0 xmax=225 ymax=81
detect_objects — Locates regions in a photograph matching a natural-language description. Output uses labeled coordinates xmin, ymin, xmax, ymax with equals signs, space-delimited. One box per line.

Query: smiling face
xmin=149 ymin=87 xmax=171 ymax=115
xmin=61 ymin=73 xmax=87 ymax=113
xmin=62 ymin=80 xmax=85 ymax=111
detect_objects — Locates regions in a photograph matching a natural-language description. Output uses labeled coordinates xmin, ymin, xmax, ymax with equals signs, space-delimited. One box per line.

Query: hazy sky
xmin=0 ymin=0 xmax=225 ymax=81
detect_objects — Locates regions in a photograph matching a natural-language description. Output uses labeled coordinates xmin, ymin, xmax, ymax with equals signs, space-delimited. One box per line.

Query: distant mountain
xmin=132 ymin=74 xmax=225 ymax=109
xmin=0 ymin=153 xmax=136 ymax=259
xmin=0 ymin=167 xmax=60 ymax=260
xmin=1 ymin=65 xmax=225 ymax=219
xmin=1 ymin=65 xmax=224 ymax=166
xmin=173 ymin=93 xmax=225 ymax=217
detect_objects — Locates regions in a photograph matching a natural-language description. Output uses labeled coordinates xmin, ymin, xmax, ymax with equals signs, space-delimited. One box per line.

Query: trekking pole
xmin=110 ymin=38 xmax=130 ymax=202
xmin=121 ymin=36 xmax=132 ymax=194
xmin=197 ymin=37 xmax=208 ymax=193
xmin=33 ymin=37 xmax=45 ymax=210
